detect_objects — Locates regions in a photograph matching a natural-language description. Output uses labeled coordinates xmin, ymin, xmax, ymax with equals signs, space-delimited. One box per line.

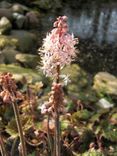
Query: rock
xmin=62 ymin=64 xmax=89 ymax=90
xmin=12 ymin=11 xmax=40 ymax=30
xmin=93 ymin=72 xmax=117 ymax=95
xmin=0 ymin=1 xmax=12 ymax=8
xmin=0 ymin=52 xmax=4 ymax=63
xmin=0 ymin=9 xmax=13 ymax=21
xmin=13 ymin=13 xmax=26 ymax=29
xmin=1 ymin=47 xmax=18 ymax=64
xmin=10 ymin=30 xmax=38 ymax=53
xmin=25 ymin=11 xmax=40 ymax=29
xmin=62 ymin=64 xmax=97 ymax=102
xmin=0 ymin=35 xmax=18 ymax=49
xmin=97 ymin=98 xmax=114 ymax=109
xmin=0 ymin=64 xmax=43 ymax=83
xmin=15 ymin=53 xmax=40 ymax=68
xmin=32 ymin=0 xmax=52 ymax=10
xmin=11 ymin=3 xmax=29 ymax=14
xmin=0 ymin=17 xmax=12 ymax=35
xmin=32 ymin=0 xmax=62 ymax=10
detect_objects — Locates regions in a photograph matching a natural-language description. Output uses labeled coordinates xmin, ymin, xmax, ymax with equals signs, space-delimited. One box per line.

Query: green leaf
xmin=82 ymin=149 xmax=104 ymax=156
xmin=73 ymin=149 xmax=104 ymax=156
xmin=27 ymin=152 xmax=36 ymax=156
xmin=66 ymin=101 xmax=74 ymax=112
xmin=61 ymin=120 xmax=70 ymax=130
xmin=72 ymin=109 xmax=92 ymax=122
xmin=5 ymin=115 xmax=33 ymax=138
xmin=103 ymin=127 xmax=117 ymax=142
xmin=5 ymin=117 xmax=18 ymax=138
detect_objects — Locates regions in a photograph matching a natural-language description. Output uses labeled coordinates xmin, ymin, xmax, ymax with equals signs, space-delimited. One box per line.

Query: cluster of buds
xmin=52 ymin=16 xmax=68 ymax=37
xmin=40 ymin=16 xmax=78 ymax=78
xmin=0 ymin=73 xmax=23 ymax=104
xmin=41 ymin=83 xmax=64 ymax=116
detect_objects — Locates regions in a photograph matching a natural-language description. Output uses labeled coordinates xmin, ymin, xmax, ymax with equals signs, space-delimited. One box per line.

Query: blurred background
xmin=0 ymin=0 xmax=117 ymax=75
xmin=0 ymin=1 xmax=117 ymax=155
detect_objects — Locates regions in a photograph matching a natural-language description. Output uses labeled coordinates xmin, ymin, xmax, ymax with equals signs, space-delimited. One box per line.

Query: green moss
xmin=0 ymin=64 xmax=41 ymax=83
xmin=16 ymin=53 xmax=40 ymax=68
xmin=0 ymin=35 xmax=18 ymax=49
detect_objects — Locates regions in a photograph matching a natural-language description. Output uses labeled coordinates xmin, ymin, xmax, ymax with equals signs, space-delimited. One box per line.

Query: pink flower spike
xmin=39 ymin=16 xmax=78 ymax=78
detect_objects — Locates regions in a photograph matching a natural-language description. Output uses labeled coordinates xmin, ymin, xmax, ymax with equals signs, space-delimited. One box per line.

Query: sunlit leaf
xmin=5 ymin=115 xmax=33 ymax=138
xmin=72 ymin=109 xmax=92 ymax=122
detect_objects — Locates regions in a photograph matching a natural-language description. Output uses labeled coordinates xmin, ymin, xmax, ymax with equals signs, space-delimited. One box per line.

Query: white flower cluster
xmin=39 ymin=16 xmax=78 ymax=78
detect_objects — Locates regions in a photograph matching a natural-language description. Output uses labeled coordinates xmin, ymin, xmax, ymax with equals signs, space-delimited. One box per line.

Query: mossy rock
xmin=0 ymin=64 xmax=44 ymax=83
xmin=93 ymin=72 xmax=117 ymax=95
xmin=62 ymin=64 xmax=89 ymax=89
xmin=62 ymin=64 xmax=97 ymax=102
xmin=15 ymin=53 xmax=40 ymax=68
xmin=0 ymin=35 xmax=18 ymax=49
xmin=2 ymin=47 xmax=18 ymax=64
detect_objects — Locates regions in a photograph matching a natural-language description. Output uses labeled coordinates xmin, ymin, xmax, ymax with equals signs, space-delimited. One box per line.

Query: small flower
xmin=39 ymin=16 xmax=78 ymax=78
xmin=60 ymin=74 xmax=71 ymax=86
xmin=40 ymin=83 xmax=64 ymax=116
xmin=0 ymin=73 xmax=23 ymax=104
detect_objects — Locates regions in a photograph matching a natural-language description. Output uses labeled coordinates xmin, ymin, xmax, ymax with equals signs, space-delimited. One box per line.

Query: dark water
xmin=39 ymin=2 xmax=117 ymax=75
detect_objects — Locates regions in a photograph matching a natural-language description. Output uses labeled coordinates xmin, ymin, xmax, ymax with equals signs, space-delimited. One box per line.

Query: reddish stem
xmin=54 ymin=65 xmax=60 ymax=156
xmin=0 ymin=134 xmax=7 ymax=156
xmin=12 ymin=99 xmax=27 ymax=156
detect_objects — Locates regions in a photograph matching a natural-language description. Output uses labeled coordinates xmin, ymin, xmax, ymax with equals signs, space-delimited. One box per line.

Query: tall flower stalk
xmin=39 ymin=16 xmax=78 ymax=156
xmin=0 ymin=134 xmax=7 ymax=156
xmin=0 ymin=73 xmax=27 ymax=156
xmin=55 ymin=65 xmax=60 ymax=156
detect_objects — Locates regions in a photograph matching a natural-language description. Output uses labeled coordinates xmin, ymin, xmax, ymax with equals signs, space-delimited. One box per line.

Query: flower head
xmin=39 ymin=16 xmax=78 ymax=78
xmin=40 ymin=82 xmax=64 ymax=116
xmin=0 ymin=73 xmax=23 ymax=103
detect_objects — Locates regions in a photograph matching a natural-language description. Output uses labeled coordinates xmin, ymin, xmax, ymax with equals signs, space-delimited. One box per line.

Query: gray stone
xmin=13 ymin=12 xmax=26 ymax=29
xmin=1 ymin=47 xmax=18 ymax=64
xmin=93 ymin=72 xmax=117 ymax=95
xmin=11 ymin=3 xmax=29 ymax=14
xmin=0 ymin=1 xmax=12 ymax=8
xmin=0 ymin=9 xmax=13 ymax=21
xmin=10 ymin=30 xmax=38 ymax=53
xmin=26 ymin=11 xmax=40 ymax=29
xmin=0 ymin=17 xmax=12 ymax=35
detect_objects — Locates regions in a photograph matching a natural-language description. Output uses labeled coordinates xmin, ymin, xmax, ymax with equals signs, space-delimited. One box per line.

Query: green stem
xmin=12 ymin=101 xmax=27 ymax=156
xmin=11 ymin=136 xmax=18 ymax=156
xmin=0 ymin=134 xmax=7 ymax=156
